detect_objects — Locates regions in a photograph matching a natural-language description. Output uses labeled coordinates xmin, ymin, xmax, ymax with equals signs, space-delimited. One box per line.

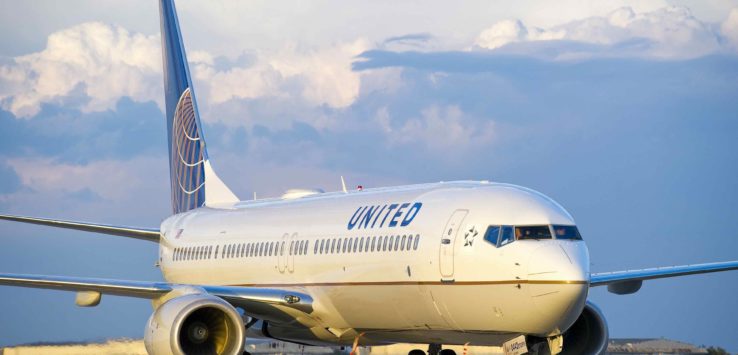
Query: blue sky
xmin=1 ymin=0 xmax=738 ymax=351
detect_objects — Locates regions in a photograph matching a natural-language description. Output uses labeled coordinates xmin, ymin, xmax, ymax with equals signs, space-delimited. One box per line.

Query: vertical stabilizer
xmin=159 ymin=0 xmax=238 ymax=214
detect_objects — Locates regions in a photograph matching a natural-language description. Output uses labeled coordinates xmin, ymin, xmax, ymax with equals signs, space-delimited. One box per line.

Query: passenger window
xmin=289 ymin=241 xmax=294 ymax=255
xmin=371 ymin=237 xmax=377 ymax=252
xmin=214 ymin=245 xmax=219 ymax=259
xmin=314 ymin=240 xmax=319 ymax=254
xmin=413 ymin=234 xmax=420 ymax=250
xmin=394 ymin=235 xmax=400 ymax=250
xmin=389 ymin=236 xmax=394 ymax=251
xmin=382 ymin=236 xmax=388 ymax=251
xmin=352 ymin=238 xmax=358 ymax=253
xmin=516 ymin=225 xmax=552 ymax=240
xmin=400 ymin=235 xmax=407 ymax=251
xmin=483 ymin=226 xmax=501 ymax=245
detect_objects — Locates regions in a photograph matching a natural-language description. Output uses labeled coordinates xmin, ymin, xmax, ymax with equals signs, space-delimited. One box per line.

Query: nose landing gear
xmin=407 ymin=344 xmax=457 ymax=355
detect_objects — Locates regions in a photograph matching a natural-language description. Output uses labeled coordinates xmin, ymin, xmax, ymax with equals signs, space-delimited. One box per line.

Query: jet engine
xmin=144 ymin=293 xmax=245 ymax=355
xmin=560 ymin=301 xmax=609 ymax=355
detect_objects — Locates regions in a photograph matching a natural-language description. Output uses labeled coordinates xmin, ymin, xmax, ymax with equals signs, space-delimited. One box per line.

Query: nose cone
xmin=527 ymin=242 xmax=590 ymax=335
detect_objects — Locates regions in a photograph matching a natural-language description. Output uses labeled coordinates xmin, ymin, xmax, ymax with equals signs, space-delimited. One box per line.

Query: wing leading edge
xmin=0 ymin=273 xmax=313 ymax=313
xmin=590 ymin=260 xmax=738 ymax=294
xmin=0 ymin=214 xmax=160 ymax=242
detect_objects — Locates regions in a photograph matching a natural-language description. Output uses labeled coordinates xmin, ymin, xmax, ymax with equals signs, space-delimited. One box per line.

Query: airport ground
xmin=0 ymin=337 xmax=720 ymax=355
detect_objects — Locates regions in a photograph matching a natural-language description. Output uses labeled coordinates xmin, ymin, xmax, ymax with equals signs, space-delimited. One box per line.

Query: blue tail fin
xmin=159 ymin=0 xmax=237 ymax=214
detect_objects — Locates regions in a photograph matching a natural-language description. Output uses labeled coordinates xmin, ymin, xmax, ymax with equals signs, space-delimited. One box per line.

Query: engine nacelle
xmin=144 ymin=293 xmax=245 ymax=355
xmin=560 ymin=301 xmax=609 ymax=355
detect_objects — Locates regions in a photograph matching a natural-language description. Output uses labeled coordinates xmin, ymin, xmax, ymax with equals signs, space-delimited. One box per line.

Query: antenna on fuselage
xmin=340 ymin=176 xmax=348 ymax=193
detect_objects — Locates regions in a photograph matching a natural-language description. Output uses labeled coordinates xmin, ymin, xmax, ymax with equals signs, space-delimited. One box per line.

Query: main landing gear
xmin=408 ymin=344 xmax=457 ymax=355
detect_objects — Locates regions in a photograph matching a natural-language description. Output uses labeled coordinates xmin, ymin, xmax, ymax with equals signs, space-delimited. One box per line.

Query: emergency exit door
xmin=439 ymin=209 xmax=468 ymax=279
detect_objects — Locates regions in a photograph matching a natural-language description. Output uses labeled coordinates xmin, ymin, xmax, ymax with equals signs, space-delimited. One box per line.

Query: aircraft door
xmin=439 ymin=209 xmax=468 ymax=280
xmin=278 ymin=233 xmax=288 ymax=273
xmin=288 ymin=233 xmax=297 ymax=273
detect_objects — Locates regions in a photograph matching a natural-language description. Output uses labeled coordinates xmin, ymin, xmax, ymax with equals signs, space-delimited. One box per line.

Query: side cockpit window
xmin=499 ymin=226 xmax=514 ymax=246
xmin=553 ymin=225 xmax=583 ymax=240
xmin=484 ymin=225 xmax=515 ymax=247
xmin=483 ymin=226 xmax=500 ymax=245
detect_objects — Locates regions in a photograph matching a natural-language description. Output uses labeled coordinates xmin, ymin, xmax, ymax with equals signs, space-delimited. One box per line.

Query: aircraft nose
xmin=527 ymin=242 xmax=590 ymax=334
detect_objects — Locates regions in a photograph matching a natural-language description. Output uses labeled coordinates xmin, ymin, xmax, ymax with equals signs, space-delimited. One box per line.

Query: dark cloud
xmin=0 ymin=98 xmax=165 ymax=163
xmin=211 ymin=50 xmax=258 ymax=72
xmin=381 ymin=33 xmax=435 ymax=50
xmin=0 ymin=160 xmax=21 ymax=194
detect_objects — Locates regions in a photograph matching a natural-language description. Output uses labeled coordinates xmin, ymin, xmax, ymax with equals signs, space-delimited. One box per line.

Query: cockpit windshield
xmin=552 ymin=225 xmax=583 ymax=240
xmin=515 ymin=225 xmax=552 ymax=240
xmin=483 ymin=224 xmax=582 ymax=247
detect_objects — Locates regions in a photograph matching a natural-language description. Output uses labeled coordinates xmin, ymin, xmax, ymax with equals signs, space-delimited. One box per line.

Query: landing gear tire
xmin=408 ymin=350 xmax=426 ymax=355
xmin=439 ymin=350 xmax=457 ymax=355
xmin=428 ymin=343 xmax=442 ymax=355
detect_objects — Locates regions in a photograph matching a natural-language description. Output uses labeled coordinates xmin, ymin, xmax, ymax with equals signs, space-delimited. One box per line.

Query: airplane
xmin=1 ymin=1 xmax=737 ymax=355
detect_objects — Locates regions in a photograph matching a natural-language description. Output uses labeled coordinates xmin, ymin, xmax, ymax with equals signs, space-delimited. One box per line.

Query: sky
xmin=1 ymin=0 xmax=738 ymax=351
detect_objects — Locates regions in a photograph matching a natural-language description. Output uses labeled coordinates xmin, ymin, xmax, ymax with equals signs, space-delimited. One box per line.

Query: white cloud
xmin=0 ymin=22 xmax=162 ymax=118
xmin=6 ymin=157 xmax=165 ymax=202
xmin=193 ymin=39 xmax=370 ymax=110
xmin=0 ymin=21 xmax=377 ymax=124
xmin=722 ymin=8 xmax=738 ymax=48
xmin=377 ymin=105 xmax=495 ymax=152
xmin=474 ymin=6 xmax=727 ymax=59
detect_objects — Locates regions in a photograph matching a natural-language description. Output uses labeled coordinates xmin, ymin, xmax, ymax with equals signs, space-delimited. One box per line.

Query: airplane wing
xmin=0 ymin=273 xmax=312 ymax=312
xmin=590 ymin=260 xmax=738 ymax=294
xmin=0 ymin=214 xmax=160 ymax=242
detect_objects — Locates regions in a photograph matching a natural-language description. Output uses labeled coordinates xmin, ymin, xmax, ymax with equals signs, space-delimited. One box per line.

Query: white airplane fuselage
xmin=158 ymin=181 xmax=590 ymax=346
